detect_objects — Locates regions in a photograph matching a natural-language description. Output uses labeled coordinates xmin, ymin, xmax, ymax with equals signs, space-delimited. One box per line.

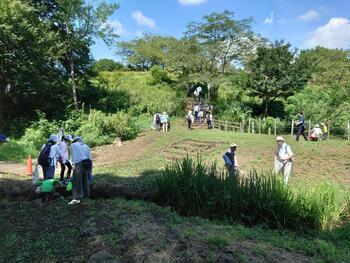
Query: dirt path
xmin=0 ymin=161 xmax=26 ymax=176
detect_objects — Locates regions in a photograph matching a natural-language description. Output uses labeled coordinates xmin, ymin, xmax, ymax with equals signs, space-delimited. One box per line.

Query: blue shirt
xmin=70 ymin=141 xmax=92 ymax=165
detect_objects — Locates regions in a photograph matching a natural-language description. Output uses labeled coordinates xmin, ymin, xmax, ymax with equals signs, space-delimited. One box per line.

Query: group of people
xmin=152 ymin=112 xmax=170 ymax=132
xmin=295 ymin=112 xmax=328 ymax=142
xmin=36 ymin=134 xmax=93 ymax=205
xmin=223 ymin=136 xmax=294 ymax=185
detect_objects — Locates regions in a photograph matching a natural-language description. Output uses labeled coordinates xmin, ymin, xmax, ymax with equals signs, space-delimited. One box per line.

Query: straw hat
xmin=230 ymin=143 xmax=237 ymax=148
xmin=276 ymin=136 xmax=284 ymax=141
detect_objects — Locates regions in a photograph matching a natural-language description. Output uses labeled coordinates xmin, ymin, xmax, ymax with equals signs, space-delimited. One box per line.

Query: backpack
xmin=38 ymin=143 xmax=52 ymax=167
xmin=276 ymin=144 xmax=293 ymax=161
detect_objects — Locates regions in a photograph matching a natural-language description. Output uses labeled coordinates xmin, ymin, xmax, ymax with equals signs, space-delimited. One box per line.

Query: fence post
xmin=308 ymin=120 xmax=311 ymax=137
xmin=225 ymin=120 xmax=227 ymax=132
xmin=242 ymin=118 xmax=245 ymax=133
xmin=348 ymin=121 xmax=350 ymax=143
xmin=274 ymin=119 xmax=277 ymax=136
xmin=258 ymin=119 xmax=261 ymax=134
xmin=268 ymin=127 xmax=271 ymax=135
xmin=252 ymin=120 xmax=255 ymax=134
xmin=291 ymin=120 xmax=294 ymax=135
xmin=248 ymin=118 xmax=251 ymax=134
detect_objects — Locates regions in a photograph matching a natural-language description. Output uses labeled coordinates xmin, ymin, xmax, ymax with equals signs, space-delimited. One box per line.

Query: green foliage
xmin=0 ymin=141 xmax=35 ymax=162
xmin=155 ymin=157 xmax=349 ymax=231
xmin=149 ymin=65 xmax=171 ymax=85
xmin=92 ymin=59 xmax=124 ymax=72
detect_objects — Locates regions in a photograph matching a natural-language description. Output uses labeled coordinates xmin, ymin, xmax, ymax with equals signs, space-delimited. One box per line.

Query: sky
xmin=91 ymin=0 xmax=350 ymax=61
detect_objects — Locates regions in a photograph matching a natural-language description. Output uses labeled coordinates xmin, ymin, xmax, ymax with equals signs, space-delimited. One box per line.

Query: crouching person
xmin=69 ymin=136 xmax=92 ymax=205
xmin=34 ymin=179 xmax=61 ymax=204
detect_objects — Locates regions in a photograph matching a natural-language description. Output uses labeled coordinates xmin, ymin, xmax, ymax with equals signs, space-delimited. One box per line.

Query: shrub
xmin=155 ymin=157 xmax=350 ymax=231
xmin=0 ymin=141 xmax=36 ymax=162
xmin=149 ymin=65 xmax=171 ymax=85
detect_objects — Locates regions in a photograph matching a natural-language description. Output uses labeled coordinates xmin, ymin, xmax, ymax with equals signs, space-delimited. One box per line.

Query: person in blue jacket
xmin=223 ymin=143 xmax=238 ymax=176
xmin=295 ymin=111 xmax=308 ymax=141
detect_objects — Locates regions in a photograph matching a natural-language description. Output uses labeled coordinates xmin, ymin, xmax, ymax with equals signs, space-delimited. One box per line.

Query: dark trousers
xmin=42 ymin=166 xmax=55 ymax=180
xmin=72 ymin=161 xmax=91 ymax=199
xmin=194 ymin=111 xmax=199 ymax=121
xmin=187 ymin=119 xmax=192 ymax=129
xmin=207 ymin=120 xmax=212 ymax=129
xmin=60 ymin=161 xmax=72 ymax=181
xmin=296 ymin=126 xmax=308 ymax=141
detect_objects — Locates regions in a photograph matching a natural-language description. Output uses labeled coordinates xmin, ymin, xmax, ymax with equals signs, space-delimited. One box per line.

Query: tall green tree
xmin=247 ymin=41 xmax=311 ymax=117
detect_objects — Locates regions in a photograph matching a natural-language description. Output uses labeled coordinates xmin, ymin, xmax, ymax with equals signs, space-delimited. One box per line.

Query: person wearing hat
xmin=274 ymin=136 xmax=294 ymax=185
xmin=38 ymin=134 xmax=59 ymax=180
xmin=58 ymin=135 xmax=73 ymax=181
xmin=223 ymin=143 xmax=238 ymax=176
xmin=309 ymin=124 xmax=323 ymax=141
xmin=295 ymin=111 xmax=308 ymax=141
xmin=160 ymin=112 xmax=169 ymax=132
xmin=69 ymin=136 xmax=92 ymax=205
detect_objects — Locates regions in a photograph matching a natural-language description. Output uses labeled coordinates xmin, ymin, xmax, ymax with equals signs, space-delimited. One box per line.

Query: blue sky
xmin=91 ymin=0 xmax=350 ymax=61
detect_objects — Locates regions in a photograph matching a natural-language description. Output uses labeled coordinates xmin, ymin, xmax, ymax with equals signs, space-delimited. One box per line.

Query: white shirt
xmin=58 ymin=141 xmax=69 ymax=163
xmin=312 ymin=127 xmax=323 ymax=138
xmin=276 ymin=143 xmax=293 ymax=164
xmin=194 ymin=105 xmax=199 ymax=112
xmin=70 ymin=141 xmax=92 ymax=165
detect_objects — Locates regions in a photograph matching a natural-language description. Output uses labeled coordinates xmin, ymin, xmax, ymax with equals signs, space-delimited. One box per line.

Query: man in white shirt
xmin=274 ymin=136 xmax=294 ymax=185
xmin=69 ymin=136 xmax=92 ymax=205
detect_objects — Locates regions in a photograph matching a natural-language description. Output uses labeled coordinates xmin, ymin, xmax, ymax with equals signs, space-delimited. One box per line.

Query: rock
xmin=87 ymin=249 xmax=117 ymax=263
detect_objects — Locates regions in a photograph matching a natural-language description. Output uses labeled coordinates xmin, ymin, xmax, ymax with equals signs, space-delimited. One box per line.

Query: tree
xmin=247 ymin=41 xmax=311 ymax=117
xmin=43 ymin=0 xmax=119 ymax=110
xmin=92 ymin=59 xmax=124 ymax=72
xmin=185 ymin=10 xmax=263 ymax=74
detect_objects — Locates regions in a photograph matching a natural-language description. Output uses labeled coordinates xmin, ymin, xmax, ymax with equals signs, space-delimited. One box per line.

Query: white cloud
xmin=178 ymin=0 xmax=207 ymax=6
xmin=131 ymin=11 xmax=156 ymax=29
xmin=264 ymin=12 xmax=274 ymax=25
xmin=107 ymin=19 xmax=124 ymax=35
xmin=305 ymin=17 xmax=350 ymax=49
xmin=297 ymin=10 xmax=320 ymax=21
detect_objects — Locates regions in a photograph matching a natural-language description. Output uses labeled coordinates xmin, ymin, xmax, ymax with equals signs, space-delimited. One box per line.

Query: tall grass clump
xmin=155 ymin=156 xmax=350 ymax=231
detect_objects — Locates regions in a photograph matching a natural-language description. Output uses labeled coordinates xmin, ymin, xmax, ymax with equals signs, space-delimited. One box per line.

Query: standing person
xmin=321 ymin=123 xmax=328 ymax=140
xmin=186 ymin=111 xmax=195 ymax=130
xmin=69 ymin=136 xmax=92 ymax=205
xmin=206 ymin=112 xmax=213 ymax=129
xmin=58 ymin=135 xmax=73 ymax=181
xmin=38 ymin=135 xmax=59 ymax=180
xmin=274 ymin=136 xmax=294 ymax=185
xmin=161 ymin=112 xmax=169 ymax=132
xmin=223 ymin=143 xmax=238 ymax=176
xmin=295 ymin=111 xmax=308 ymax=141
xmin=154 ymin=112 xmax=161 ymax=131
xmin=193 ymin=104 xmax=199 ymax=122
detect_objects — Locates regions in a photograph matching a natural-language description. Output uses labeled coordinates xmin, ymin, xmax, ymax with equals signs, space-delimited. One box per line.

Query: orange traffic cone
xmin=26 ymin=155 xmax=33 ymax=176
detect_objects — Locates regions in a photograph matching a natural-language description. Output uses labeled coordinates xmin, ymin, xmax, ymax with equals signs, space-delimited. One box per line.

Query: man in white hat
xmin=38 ymin=134 xmax=59 ymax=180
xmin=223 ymin=143 xmax=238 ymax=176
xmin=274 ymin=136 xmax=294 ymax=185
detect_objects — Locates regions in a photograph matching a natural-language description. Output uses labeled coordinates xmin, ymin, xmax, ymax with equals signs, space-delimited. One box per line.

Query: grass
xmin=0 ymin=141 xmax=36 ymax=163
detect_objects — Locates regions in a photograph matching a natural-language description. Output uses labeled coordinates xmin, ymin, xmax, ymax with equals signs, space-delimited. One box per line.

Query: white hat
xmin=315 ymin=124 xmax=320 ymax=128
xmin=72 ymin=135 xmax=82 ymax=142
xmin=63 ymin=134 xmax=72 ymax=141
xmin=230 ymin=143 xmax=237 ymax=148
xmin=276 ymin=136 xmax=284 ymax=141
xmin=163 ymin=111 xmax=166 ymax=114
xmin=49 ymin=134 xmax=58 ymax=143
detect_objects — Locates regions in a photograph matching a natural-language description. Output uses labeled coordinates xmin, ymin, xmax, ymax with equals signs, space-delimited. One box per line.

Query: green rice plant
xmin=155 ymin=156 xmax=350 ymax=231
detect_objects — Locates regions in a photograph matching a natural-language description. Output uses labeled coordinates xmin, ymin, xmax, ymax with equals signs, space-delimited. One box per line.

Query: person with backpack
xmin=274 ymin=136 xmax=294 ymax=185
xmin=223 ymin=143 xmax=238 ymax=176
xmin=58 ymin=135 xmax=73 ymax=181
xmin=206 ymin=112 xmax=213 ymax=129
xmin=154 ymin=113 xmax=161 ymax=131
xmin=68 ymin=136 xmax=92 ymax=205
xmin=38 ymin=134 xmax=59 ymax=180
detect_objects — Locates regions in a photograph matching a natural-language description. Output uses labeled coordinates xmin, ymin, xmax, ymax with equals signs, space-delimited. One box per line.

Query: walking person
xmin=206 ymin=112 xmax=213 ymax=129
xmin=161 ymin=112 xmax=169 ymax=132
xmin=295 ymin=111 xmax=308 ymax=141
xmin=223 ymin=143 xmax=238 ymax=176
xmin=274 ymin=136 xmax=294 ymax=185
xmin=38 ymin=134 xmax=59 ymax=180
xmin=68 ymin=136 xmax=92 ymax=205
xmin=194 ymin=104 xmax=199 ymax=122
xmin=186 ymin=111 xmax=195 ymax=130
xmin=58 ymin=135 xmax=73 ymax=181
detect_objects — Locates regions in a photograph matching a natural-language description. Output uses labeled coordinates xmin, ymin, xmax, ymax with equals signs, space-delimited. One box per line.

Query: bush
xmin=149 ymin=65 xmax=171 ymax=85
xmin=155 ymin=157 xmax=350 ymax=231
xmin=0 ymin=141 xmax=36 ymax=162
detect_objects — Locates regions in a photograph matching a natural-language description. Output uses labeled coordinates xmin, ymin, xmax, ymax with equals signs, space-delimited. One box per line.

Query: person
xmin=58 ymin=135 xmax=73 ymax=181
xmin=154 ymin=113 xmax=161 ymax=131
xmin=34 ymin=179 xmax=61 ymax=203
xmin=186 ymin=111 xmax=195 ymax=130
xmin=309 ymin=124 xmax=323 ymax=141
xmin=160 ymin=112 xmax=169 ymax=132
xmin=69 ymin=136 xmax=92 ymax=205
xmin=223 ymin=143 xmax=238 ymax=176
xmin=38 ymin=134 xmax=59 ymax=180
xmin=0 ymin=133 xmax=8 ymax=144
xmin=198 ymin=110 xmax=204 ymax=122
xmin=193 ymin=104 xmax=199 ymax=122
xmin=321 ymin=123 xmax=328 ymax=140
xmin=274 ymin=136 xmax=294 ymax=185
xmin=295 ymin=111 xmax=308 ymax=141
xmin=206 ymin=112 xmax=213 ymax=129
